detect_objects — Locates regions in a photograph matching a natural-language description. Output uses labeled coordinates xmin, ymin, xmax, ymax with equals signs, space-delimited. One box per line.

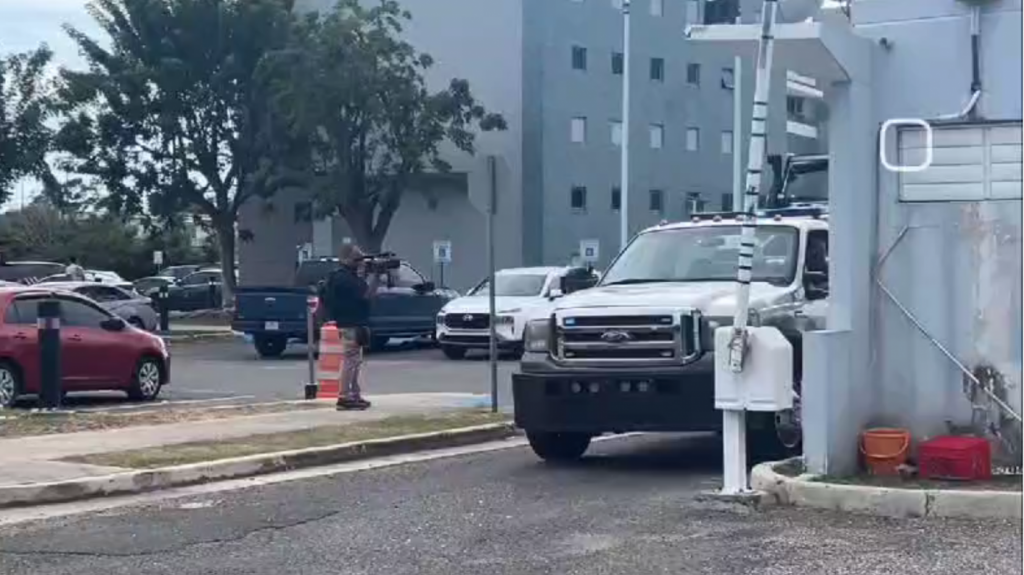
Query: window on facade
xmin=721 ymin=131 xmax=733 ymax=154
xmin=704 ymin=0 xmax=739 ymax=24
xmin=787 ymin=95 xmax=806 ymax=119
xmin=650 ymin=57 xmax=665 ymax=82
xmin=611 ymin=187 xmax=622 ymax=211
xmin=686 ymin=192 xmax=704 ymax=214
xmin=571 ymin=117 xmax=587 ymax=143
xmin=649 ymin=189 xmax=664 ymax=213
xmin=610 ymin=120 xmax=623 ymax=146
xmin=611 ymin=51 xmax=623 ymax=75
xmin=572 ymin=45 xmax=587 ymax=70
xmin=685 ymin=0 xmax=700 ymax=23
xmin=686 ymin=127 xmax=700 ymax=151
xmin=721 ymin=193 xmax=734 ymax=211
xmin=721 ymin=67 xmax=735 ymax=90
xmin=649 ymin=124 xmax=664 ymax=149
xmin=650 ymin=0 xmax=663 ymax=16
xmin=686 ymin=63 xmax=701 ymax=85
xmin=571 ymin=186 xmax=588 ymax=211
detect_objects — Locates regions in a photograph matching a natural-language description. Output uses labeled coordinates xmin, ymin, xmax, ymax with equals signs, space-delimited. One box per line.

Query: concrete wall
xmin=854 ymin=0 xmax=1023 ymax=461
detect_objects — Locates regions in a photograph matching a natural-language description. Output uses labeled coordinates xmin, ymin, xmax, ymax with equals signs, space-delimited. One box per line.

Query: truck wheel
xmin=254 ymin=335 xmax=287 ymax=359
xmin=746 ymin=411 xmax=801 ymax=463
xmin=442 ymin=345 xmax=466 ymax=360
xmin=526 ymin=431 xmax=591 ymax=462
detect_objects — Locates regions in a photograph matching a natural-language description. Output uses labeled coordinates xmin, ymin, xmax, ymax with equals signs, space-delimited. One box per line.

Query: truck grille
xmin=444 ymin=313 xmax=489 ymax=330
xmin=556 ymin=312 xmax=700 ymax=366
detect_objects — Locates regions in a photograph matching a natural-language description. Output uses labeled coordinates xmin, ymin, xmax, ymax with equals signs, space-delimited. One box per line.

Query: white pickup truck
xmin=435 ymin=266 xmax=599 ymax=359
xmin=512 ymin=206 xmax=830 ymax=462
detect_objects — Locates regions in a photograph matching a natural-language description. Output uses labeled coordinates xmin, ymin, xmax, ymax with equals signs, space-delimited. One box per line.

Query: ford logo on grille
xmin=600 ymin=330 xmax=633 ymax=343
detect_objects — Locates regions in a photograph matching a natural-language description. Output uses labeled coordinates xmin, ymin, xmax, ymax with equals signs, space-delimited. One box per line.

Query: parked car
xmin=157 ymin=265 xmax=202 ymax=282
xmin=44 ymin=282 xmax=160 ymax=331
xmin=166 ymin=268 xmax=224 ymax=311
xmin=0 ymin=286 xmax=170 ymax=408
xmin=133 ymin=276 xmax=176 ymax=297
xmin=232 ymin=257 xmax=454 ymax=358
xmin=37 ymin=271 xmax=136 ymax=293
xmin=0 ymin=261 xmax=66 ymax=284
xmin=435 ymin=266 xmax=600 ymax=360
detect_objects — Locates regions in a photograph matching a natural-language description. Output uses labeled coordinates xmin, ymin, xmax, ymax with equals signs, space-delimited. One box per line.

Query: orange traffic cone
xmin=316 ymin=322 xmax=345 ymax=400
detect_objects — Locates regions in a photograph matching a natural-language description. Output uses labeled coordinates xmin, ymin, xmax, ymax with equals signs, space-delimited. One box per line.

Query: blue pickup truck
xmin=232 ymin=258 xmax=455 ymax=358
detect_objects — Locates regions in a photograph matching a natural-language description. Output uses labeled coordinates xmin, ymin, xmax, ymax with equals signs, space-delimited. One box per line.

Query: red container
xmin=918 ymin=436 xmax=992 ymax=481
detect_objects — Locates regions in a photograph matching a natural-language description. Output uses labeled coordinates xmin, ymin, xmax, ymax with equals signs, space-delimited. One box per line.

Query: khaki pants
xmin=339 ymin=328 xmax=364 ymax=400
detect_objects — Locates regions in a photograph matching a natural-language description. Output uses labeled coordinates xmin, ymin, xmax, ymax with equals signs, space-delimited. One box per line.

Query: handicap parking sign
xmin=580 ymin=239 xmax=600 ymax=263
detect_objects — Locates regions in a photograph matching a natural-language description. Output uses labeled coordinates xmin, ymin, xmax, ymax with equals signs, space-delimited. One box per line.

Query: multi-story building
xmin=238 ymin=0 xmax=824 ymax=291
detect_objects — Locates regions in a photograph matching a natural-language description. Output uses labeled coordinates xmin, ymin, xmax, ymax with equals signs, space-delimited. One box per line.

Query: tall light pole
xmin=619 ymin=0 xmax=632 ymax=251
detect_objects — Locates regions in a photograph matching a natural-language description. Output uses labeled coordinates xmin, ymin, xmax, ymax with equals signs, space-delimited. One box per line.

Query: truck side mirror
xmin=803 ymin=270 xmax=829 ymax=301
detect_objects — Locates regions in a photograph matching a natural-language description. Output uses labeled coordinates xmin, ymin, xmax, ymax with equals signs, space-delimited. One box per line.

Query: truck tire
xmin=746 ymin=412 xmax=801 ymax=463
xmin=254 ymin=335 xmax=287 ymax=359
xmin=526 ymin=431 xmax=591 ymax=462
xmin=442 ymin=345 xmax=467 ymax=360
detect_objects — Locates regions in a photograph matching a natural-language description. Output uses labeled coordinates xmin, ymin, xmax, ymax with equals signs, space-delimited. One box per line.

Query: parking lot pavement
xmin=0 ymin=433 xmax=1018 ymax=575
xmin=165 ymin=339 xmax=519 ymax=408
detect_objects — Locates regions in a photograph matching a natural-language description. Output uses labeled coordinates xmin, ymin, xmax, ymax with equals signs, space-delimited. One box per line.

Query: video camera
xmin=358 ymin=251 xmax=401 ymax=275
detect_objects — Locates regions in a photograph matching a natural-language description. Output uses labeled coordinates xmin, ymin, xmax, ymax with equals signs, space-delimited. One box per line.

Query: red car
xmin=0 ymin=286 xmax=170 ymax=408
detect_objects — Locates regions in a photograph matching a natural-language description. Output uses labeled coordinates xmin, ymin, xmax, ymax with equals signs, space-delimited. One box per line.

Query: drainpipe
xmin=937 ymin=4 xmax=983 ymax=121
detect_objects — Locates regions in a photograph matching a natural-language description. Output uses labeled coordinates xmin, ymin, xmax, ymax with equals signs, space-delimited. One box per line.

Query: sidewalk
xmin=0 ymin=393 xmax=492 ymax=488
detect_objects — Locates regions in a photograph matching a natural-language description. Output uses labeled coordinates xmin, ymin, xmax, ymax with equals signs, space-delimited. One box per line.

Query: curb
xmin=0 ymin=422 xmax=518 ymax=509
xmin=161 ymin=331 xmax=237 ymax=343
xmin=751 ymin=458 xmax=1023 ymax=519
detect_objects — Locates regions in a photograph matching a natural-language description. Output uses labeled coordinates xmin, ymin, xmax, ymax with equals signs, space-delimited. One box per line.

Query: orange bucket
xmin=860 ymin=428 xmax=911 ymax=476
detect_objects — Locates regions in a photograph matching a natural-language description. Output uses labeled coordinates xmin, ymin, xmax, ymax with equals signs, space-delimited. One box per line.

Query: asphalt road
xmin=0 ymin=434 xmax=1018 ymax=575
xmin=164 ymin=338 xmax=518 ymax=406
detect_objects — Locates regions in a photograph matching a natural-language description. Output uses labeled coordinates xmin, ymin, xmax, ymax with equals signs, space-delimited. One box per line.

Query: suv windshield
xmin=600 ymin=225 xmax=799 ymax=287
xmin=470 ymin=274 xmax=548 ymax=297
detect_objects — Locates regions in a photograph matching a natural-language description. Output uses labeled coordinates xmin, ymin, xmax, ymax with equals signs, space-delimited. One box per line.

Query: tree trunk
xmin=215 ymin=222 xmax=237 ymax=308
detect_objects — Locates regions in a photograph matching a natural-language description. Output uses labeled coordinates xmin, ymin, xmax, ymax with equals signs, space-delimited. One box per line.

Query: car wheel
xmin=441 ymin=345 xmax=466 ymax=360
xmin=127 ymin=357 xmax=163 ymax=401
xmin=0 ymin=362 xmax=22 ymax=409
xmin=526 ymin=431 xmax=591 ymax=463
xmin=254 ymin=335 xmax=287 ymax=359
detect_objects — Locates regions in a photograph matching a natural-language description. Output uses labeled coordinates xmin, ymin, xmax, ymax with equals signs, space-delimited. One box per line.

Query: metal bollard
xmin=158 ymin=284 xmax=170 ymax=332
xmin=37 ymin=299 xmax=61 ymax=410
xmin=207 ymin=278 xmax=217 ymax=309
xmin=304 ymin=294 xmax=318 ymax=400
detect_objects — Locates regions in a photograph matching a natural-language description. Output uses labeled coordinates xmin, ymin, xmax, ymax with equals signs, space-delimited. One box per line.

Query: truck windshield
xmin=600 ymin=225 xmax=799 ymax=287
xmin=470 ymin=274 xmax=548 ymax=297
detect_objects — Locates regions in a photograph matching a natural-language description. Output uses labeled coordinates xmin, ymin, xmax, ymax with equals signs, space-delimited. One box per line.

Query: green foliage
xmin=262 ymin=0 xmax=506 ymax=251
xmin=0 ymin=46 xmax=57 ymax=205
xmin=55 ymin=0 xmax=302 ymax=299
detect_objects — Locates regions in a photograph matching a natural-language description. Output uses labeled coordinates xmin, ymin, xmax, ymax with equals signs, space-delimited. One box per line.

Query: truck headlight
xmin=523 ymin=318 xmax=551 ymax=353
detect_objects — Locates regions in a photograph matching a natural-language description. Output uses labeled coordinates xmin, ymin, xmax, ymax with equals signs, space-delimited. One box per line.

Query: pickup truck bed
xmin=232 ymin=286 xmax=318 ymax=357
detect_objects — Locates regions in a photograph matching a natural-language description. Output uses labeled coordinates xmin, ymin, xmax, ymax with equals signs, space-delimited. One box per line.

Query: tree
xmin=0 ymin=46 xmax=57 ymax=205
xmin=264 ymin=0 xmax=506 ymax=253
xmin=56 ymin=0 xmax=302 ymax=304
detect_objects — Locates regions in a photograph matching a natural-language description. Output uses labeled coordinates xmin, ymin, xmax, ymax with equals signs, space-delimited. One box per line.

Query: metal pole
xmin=158 ymin=284 xmax=170 ymax=332
xmin=37 ymin=299 xmax=61 ymax=410
xmin=618 ymin=0 xmax=632 ymax=251
xmin=487 ymin=155 xmax=498 ymax=413
xmin=721 ymin=0 xmax=780 ymax=496
xmin=732 ymin=54 xmax=744 ymax=211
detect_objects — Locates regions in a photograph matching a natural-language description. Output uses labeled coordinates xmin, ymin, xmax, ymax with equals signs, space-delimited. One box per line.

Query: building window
xmin=687 ymin=63 xmax=701 ymax=85
xmin=705 ymin=0 xmax=739 ymax=24
xmin=650 ymin=57 xmax=665 ymax=82
xmin=571 ymin=117 xmax=587 ymax=143
xmin=649 ymin=124 xmax=664 ymax=149
xmin=787 ymin=95 xmax=806 ymax=119
xmin=611 ymin=187 xmax=622 ymax=211
xmin=686 ymin=192 xmax=704 ymax=213
xmin=650 ymin=0 xmax=663 ymax=16
xmin=611 ymin=51 xmax=623 ymax=75
xmin=686 ymin=0 xmax=700 ymax=23
xmin=721 ymin=130 xmax=733 ymax=154
xmin=572 ymin=45 xmax=587 ymax=71
xmin=686 ymin=127 xmax=699 ymax=151
xmin=721 ymin=67 xmax=735 ymax=90
xmin=649 ymin=189 xmax=664 ymax=213
xmin=571 ymin=186 xmax=588 ymax=211
xmin=610 ymin=120 xmax=623 ymax=146
xmin=721 ymin=193 xmax=734 ymax=211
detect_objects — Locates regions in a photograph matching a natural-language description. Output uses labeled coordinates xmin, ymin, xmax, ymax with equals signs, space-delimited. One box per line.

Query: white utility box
xmin=714 ymin=326 xmax=794 ymax=411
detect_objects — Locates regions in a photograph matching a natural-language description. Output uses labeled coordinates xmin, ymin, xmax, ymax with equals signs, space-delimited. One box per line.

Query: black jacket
xmin=325 ymin=265 xmax=371 ymax=327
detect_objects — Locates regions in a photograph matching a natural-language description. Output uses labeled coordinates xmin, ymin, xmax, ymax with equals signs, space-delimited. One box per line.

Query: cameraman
xmin=325 ymin=244 xmax=380 ymax=411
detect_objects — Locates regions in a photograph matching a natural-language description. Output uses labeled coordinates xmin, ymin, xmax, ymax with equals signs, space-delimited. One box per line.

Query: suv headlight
xmin=523 ymin=318 xmax=551 ymax=353
xmin=496 ymin=315 xmax=514 ymax=326
xmin=436 ymin=313 xmax=445 ymax=325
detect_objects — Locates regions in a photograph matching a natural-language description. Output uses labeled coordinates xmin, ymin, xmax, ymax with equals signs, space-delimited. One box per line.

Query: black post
xmin=207 ymin=278 xmax=216 ymax=309
xmin=159 ymin=284 xmax=170 ymax=332
xmin=304 ymin=293 xmax=318 ymax=400
xmin=37 ymin=299 xmax=61 ymax=410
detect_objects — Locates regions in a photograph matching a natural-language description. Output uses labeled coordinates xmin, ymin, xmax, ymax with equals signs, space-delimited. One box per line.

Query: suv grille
xmin=556 ymin=312 xmax=700 ymax=365
xmin=444 ymin=313 xmax=489 ymax=330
